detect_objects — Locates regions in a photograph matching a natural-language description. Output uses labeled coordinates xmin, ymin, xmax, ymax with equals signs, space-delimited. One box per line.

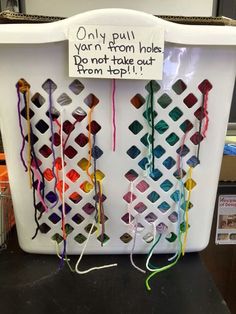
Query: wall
xmin=24 ymin=0 xmax=215 ymax=17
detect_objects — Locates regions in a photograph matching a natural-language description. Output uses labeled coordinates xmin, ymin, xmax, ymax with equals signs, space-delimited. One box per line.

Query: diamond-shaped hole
xmin=48 ymin=213 xmax=61 ymax=224
xmin=168 ymin=212 xmax=178 ymax=223
xmin=72 ymin=213 xmax=84 ymax=224
xmin=190 ymin=132 xmax=203 ymax=145
xmin=42 ymin=79 xmax=57 ymax=94
xmin=86 ymin=120 xmax=101 ymax=134
xmin=45 ymin=191 xmax=57 ymax=203
xmin=154 ymin=145 xmax=166 ymax=158
xmin=166 ymin=232 xmax=177 ymax=243
xmin=179 ymin=119 xmax=193 ymax=133
xmin=17 ymin=78 xmax=30 ymax=93
xmin=163 ymin=156 xmax=176 ymax=169
xmin=170 ymin=190 xmax=180 ymax=203
xmin=180 ymin=222 xmax=190 ymax=233
xmin=145 ymin=212 xmax=158 ymax=223
xmin=130 ymin=94 xmax=145 ymax=109
xmin=80 ymin=181 xmax=93 ymax=193
xmin=140 ymin=133 xmax=153 ymax=147
xmin=93 ymin=193 xmax=107 ymax=203
xmin=198 ymin=79 xmax=213 ymax=94
xmin=120 ymin=233 xmax=132 ymax=243
xmin=64 ymin=146 xmax=77 ymax=159
xmin=169 ymin=107 xmax=183 ymax=121
xmin=50 ymin=133 xmax=61 ymax=146
xmin=39 ymin=223 xmax=51 ymax=234
xmin=185 ymin=178 xmax=196 ymax=191
xmin=129 ymin=120 xmax=143 ymax=135
xmin=74 ymin=233 xmax=87 ymax=244
xmin=43 ymin=168 xmax=54 ymax=181
xmin=21 ymin=107 xmax=34 ymax=119
xmin=57 ymin=93 xmax=72 ymax=106
xmin=39 ymin=145 xmax=52 ymax=158
xmin=84 ymin=223 xmax=97 ymax=234
xmin=33 ymin=180 xmax=44 ymax=191
xmin=121 ymin=213 xmax=134 ymax=224
xmin=143 ymin=233 xmax=154 ymax=243
xmin=64 ymin=224 xmax=74 ymax=235
xmin=58 ymin=203 xmax=72 ymax=214
xmin=72 ymin=106 xmax=87 ymax=122
xmin=136 ymin=223 xmax=145 ymax=233
xmin=173 ymin=169 xmax=186 ymax=180
xmin=166 ymin=133 xmax=179 ymax=146
xmin=158 ymin=93 xmax=172 ymax=108
xmin=147 ymin=191 xmax=160 ymax=203
xmin=69 ymin=79 xmax=84 ymax=95
xmin=78 ymin=158 xmax=90 ymax=171
xmin=187 ymin=155 xmax=200 ymax=168
xmin=36 ymin=202 xmax=44 ymax=213
xmin=143 ymin=108 xmax=157 ymax=121
xmin=46 ymin=107 xmax=60 ymax=120
xmin=35 ymin=119 xmax=49 ymax=134
xmin=63 ymin=120 xmax=75 ymax=134
xmin=91 ymin=146 xmax=103 ymax=159
xmin=31 ymin=93 xmax=45 ymax=108
xmin=92 ymin=169 xmax=105 ymax=181
xmin=75 ymin=133 xmax=89 ymax=147
xmin=181 ymin=201 xmax=193 ymax=211
xmin=184 ymin=93 xmax=198 ymax=108
xmin=84 ymin=93 xmax=99 ymax=108
xmin=123 ymin=191 xmax=137 ymax=203
xmin=56 ymin=180 xmax=69 ymax=194
xmin=69 ymin=192 xmax=82 ymax=204
xmin=25 ymin=133 xmax=38 ymax=145
xmin=31 ymin=157 xmax=42 ymax=168
xmin=150 ymin=169 xmax=163 ymax=181
xmin=160 ymin=180 xmax=173 ymax=192
xmin=97 ymin=233 xmax=110 ymax=244
xmin=138 ymin=157 xmax=149 ymax=171
xmin=124 ymin=169 xmax=138 ymax=182
xmin=55 ymin=157 xmax=66 ymax=170
xmin=134 ymin=202 xmax=147 ymax=213
xmin=155 ymin=120 xmax=169 ymax=134
xmin=194 ymin=107 xmax=205 ymax=121
xmin=136 ymin=180 xmax=149 ymax=193
xmin=82 ymin=202 xmax=95 ymax=215
xmin=66 ymin=169 xmax=80 ymax=182
xmin=172 ymin=79 xmax=187 ymax=95
xmin=126 ymin=145 xmax=141 ymax=159
xmin=158 ymin=201 xmax=170 ymax=213
xmin=145 ymin=80 xmax=161 ymax=93
xmin=156 ymin=223 xmax=168 ymax=234
xmin=176 ymin=144 xmax=190 ymax=157
xmin=51 ymin=233 xmax=63 ymax=243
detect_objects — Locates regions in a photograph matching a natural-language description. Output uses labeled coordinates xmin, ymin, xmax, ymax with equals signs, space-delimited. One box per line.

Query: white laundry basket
xmin=0 ymin=9 xmax=236 ymax=254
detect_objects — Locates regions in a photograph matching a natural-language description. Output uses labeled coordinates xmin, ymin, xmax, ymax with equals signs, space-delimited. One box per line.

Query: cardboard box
xmin=219 ymin=155 xmax=236 ymax=182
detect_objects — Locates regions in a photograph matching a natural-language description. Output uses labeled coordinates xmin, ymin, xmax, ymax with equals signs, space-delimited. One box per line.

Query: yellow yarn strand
xmin=182 ymin=166 xmax=193 ymax=255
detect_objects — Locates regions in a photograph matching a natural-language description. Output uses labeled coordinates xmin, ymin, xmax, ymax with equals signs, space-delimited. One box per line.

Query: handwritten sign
xmin=68 ymin=25 xmax=164 ymax=80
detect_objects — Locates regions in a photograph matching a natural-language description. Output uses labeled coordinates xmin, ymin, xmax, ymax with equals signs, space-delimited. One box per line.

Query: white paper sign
xmin=216 ymin=195 xmax=236 ymax=244
xmin=68 ymin=25 xmax=164 ymax=80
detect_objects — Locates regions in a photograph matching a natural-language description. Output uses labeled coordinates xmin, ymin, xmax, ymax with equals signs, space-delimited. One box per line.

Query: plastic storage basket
xmin=0 ymin=9 xmax=236 ymax=254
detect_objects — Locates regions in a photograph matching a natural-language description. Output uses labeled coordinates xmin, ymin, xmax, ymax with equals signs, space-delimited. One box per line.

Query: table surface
xmin=0 ymin=232 xmax=230 ymax=314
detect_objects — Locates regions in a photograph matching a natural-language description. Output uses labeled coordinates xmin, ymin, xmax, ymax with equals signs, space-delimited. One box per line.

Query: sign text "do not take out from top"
xmin=68 ymin=25 xmax=164 ymax=80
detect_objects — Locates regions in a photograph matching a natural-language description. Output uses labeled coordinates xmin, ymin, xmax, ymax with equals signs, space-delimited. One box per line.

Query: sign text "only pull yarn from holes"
xmin=68 ymin=25 xmax=164 ymax=80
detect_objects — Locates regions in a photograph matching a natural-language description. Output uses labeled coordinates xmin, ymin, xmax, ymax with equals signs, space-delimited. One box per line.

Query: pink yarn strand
xmin=112 ymin=79 xmax=116 ymax=151
xmin=202 ymin=90 xmax=209 ymax=138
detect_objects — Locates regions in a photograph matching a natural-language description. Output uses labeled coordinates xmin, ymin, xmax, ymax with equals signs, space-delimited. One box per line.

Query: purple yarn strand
xmin=48 ymin=80 xmax=58 ymax=208
xmin=16 ymin=83 xmax=27 ymax=172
